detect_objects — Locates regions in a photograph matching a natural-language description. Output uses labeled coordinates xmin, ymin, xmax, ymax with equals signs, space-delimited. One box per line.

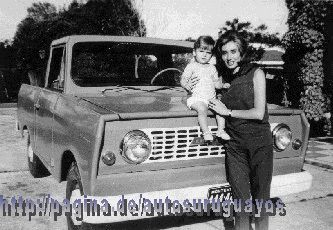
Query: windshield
xmin=71 ymin=41 xmax=193 ymax=87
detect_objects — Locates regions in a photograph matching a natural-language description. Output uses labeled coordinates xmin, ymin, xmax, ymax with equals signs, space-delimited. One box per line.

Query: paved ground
xmin=0 ymin=164 xmax=331 ymax=230
xmin=0 ymin=107 xmax=27 ymax=172
xmin=306 ymin=136 xmax=333 ymax=169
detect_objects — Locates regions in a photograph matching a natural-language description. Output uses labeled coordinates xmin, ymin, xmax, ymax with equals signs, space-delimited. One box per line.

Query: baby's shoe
xmin=216 ymin=130 xmax=230 ymax=140
xmin=203 ymin=132 xmax=214 ymax=145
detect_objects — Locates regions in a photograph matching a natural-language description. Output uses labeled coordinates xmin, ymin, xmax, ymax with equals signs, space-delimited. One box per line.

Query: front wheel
xmin=66 ymin=162 xmax=86 ymax=230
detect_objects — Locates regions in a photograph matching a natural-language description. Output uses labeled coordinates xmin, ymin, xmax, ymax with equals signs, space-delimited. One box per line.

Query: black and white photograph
xmin=0 ymin=0 xmax=332 ymax=229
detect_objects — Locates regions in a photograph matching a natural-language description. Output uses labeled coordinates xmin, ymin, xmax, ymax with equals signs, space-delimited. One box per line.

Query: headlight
xmin=121 ymin=130 xmax=151 ymax=164
xmin=272 ymin=124 xmax=292 ymax=151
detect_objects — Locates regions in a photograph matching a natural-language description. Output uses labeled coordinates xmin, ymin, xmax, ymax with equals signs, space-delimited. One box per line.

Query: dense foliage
xmin=282 ymin=0 xmax=332 ymax=134
xmin=0 ymin=40 xmax=21 ymax=102
xmin=0 ymin=40 xmax=16 ymax=68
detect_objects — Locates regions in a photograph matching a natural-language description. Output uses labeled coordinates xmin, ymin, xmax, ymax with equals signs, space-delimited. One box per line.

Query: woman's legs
xmin=250 ymin=145 xmax=273 ymax=230
xmin=226 ymin=142 xmax=273 ymax=230
xmin=225 ymin=143 xmax=251 ymax=230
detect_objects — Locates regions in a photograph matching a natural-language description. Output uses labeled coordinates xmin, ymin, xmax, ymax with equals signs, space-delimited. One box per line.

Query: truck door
xmin=35 ymin=46 xmax=65 ymax=166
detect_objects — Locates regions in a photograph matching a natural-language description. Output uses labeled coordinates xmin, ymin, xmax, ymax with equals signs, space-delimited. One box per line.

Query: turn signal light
xmin=102 ymin=151 xmax=116 ymax=166
xmin=292 ymin=139 xmax=302 ymax=150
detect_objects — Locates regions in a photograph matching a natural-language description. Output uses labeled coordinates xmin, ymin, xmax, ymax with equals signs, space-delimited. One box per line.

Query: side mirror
xmin=51 ymin=79 xmax=64 ymax=90
xmin=51 ymin=79 xmax=59 ymax=89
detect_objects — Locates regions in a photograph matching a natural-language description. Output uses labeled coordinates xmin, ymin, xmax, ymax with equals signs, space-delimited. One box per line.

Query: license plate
xmin=207 ymin=185 xmax=233 ymax=201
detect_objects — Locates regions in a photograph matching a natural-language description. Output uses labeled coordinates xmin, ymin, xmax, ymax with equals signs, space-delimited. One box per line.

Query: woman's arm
xmin=209 ymin=68 xmax=266 ymax=120
xmin=214 ymin=78 xmax=223 ymax=89
xmin=212 ymin=67 xmax=223 ymax=89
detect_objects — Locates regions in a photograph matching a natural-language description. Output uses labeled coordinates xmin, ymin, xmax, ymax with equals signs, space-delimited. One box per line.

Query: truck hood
xmin=79 ymin=93 xmax=302 ymax=120
xmin=79 ymin=92 xmax=192 ymax=117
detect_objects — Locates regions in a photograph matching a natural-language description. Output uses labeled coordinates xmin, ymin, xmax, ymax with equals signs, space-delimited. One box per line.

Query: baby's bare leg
xmin=216 ymin=114 xmax=225 ymax=131
xmin=216 ymin=114 xmax=230 ymax=140
xmin=191 ymin=102 xmax=213 ymax=141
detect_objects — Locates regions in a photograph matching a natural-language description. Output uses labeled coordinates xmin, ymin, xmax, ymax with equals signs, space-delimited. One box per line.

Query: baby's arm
xmin=180 ymin=63 xmax=194 ymax=91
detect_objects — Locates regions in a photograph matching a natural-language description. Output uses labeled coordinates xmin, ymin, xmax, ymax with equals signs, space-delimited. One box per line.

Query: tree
xmin=26 ymin=2 xmax=57 ymax=22
xmin=282 ymin=0 xmax=333 ymax=135
xmin=13 ymin=3 xmax=59 ymax=72
xmin=12 ymin=0 xmax=146 ymax=85
xmin=219 ymin=18 xmax=252 ymax=38
xmin=60 ymin=0 xmax=145 ymax=36
xmin=218 ymin=18 xmax=282 ymax=46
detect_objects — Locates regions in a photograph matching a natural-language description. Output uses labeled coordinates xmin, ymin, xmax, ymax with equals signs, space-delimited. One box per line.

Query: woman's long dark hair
xmin=214 ymin=31 xmax=251 ymax=82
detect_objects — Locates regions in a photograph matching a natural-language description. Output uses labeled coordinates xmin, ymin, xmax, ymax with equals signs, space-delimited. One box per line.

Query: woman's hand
xmin=208 ymin=98 xmax=229 ymax=116
xmin=222 ymin=83 xmax=231 ymax=89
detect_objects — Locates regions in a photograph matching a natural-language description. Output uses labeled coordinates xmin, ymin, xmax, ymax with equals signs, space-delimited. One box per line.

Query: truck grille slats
xmin=142 ymin=127 xmax=225 ymax=163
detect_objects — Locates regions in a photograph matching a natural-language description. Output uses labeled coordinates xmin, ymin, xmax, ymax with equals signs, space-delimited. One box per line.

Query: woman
xmin=213 ymin=31 xmax=273 ymax=230
xmin=184 ymin=31 xmax=273 ymax=230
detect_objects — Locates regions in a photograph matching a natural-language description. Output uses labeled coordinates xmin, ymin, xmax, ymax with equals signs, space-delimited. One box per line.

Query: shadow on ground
xmin=315 ymin=137 xmax=333 ymax=144
xmin=82 ymin=213 xmax=234 ymax=230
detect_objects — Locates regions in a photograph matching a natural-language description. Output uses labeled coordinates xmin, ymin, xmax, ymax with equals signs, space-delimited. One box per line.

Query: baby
xmin=181 ymin=36 xmax=230 ymax=143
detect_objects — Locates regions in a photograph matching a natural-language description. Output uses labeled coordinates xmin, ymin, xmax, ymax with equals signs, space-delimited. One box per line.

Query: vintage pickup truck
xmin=17 ymin=35 xmax=312 ymax=229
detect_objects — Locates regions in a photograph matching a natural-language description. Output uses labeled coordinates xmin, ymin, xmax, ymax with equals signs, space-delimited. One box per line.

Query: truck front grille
xmin=142 ymin=126 xmax=225 ymax=163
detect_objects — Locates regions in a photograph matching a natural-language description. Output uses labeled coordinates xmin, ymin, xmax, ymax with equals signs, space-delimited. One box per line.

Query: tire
xmin=26 ymin=132 xmax=50 ymax=178
xmin=66 ymin=162 xmax=85 ymax=230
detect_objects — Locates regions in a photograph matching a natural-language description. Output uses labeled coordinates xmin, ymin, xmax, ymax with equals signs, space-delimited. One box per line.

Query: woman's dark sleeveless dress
xmin=221 ymin=63 xmax=273 ymax=230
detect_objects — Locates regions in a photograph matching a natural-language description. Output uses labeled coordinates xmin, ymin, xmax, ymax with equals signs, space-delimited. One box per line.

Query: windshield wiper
xmin=147 ymin=86 xmax=185 ymax=92
xmin=101 ymin=85 xmax=183 ymax=94
xmin=101 ymin=85 xmax=150 ymax=94
xmin=147 ymin=86 xmax=174 ymax=92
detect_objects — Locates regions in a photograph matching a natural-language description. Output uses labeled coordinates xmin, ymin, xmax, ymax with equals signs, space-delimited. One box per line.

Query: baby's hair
xmin=194 ymin=36 xmax=215 ymax=51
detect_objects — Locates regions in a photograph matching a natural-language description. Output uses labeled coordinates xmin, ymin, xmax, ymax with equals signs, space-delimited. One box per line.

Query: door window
xmin=48 ymin=47 xmax=65 ymax=90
